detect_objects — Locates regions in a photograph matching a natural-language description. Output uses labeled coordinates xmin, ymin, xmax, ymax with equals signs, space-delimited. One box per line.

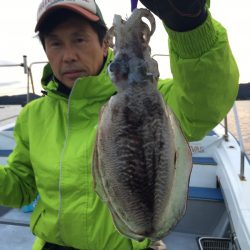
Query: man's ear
xmin=103 ymin=36 xmax=110 ymax=57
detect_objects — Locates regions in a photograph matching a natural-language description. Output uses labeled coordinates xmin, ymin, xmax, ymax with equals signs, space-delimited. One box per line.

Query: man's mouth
xmin=63 ymin=70 xmax=84 ymax=79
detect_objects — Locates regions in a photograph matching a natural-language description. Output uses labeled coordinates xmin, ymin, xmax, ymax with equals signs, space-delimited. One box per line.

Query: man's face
xmin=44 ymin=16 xmax=108 ymax=88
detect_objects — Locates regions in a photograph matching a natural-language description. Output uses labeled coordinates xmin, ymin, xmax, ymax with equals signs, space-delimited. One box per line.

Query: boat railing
xmin=27 ymin=61 xmax=48 ymax=100
xmin=0 ymin=56 xmax=47 ymax=104
xmin=152 ymin=54 xmax=170 ymax=58
xmin=223 ymin=103 xmax=248 ymax=181
xmin=233 ymin=103 xmax=247 ymax=181
xmin=0 ymin=55 xmax=28 ymax=73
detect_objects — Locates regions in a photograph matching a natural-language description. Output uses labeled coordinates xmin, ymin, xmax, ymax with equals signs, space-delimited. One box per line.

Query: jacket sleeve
xmin=0 ymin=108 xmax=37 ymax=207
xmin=158 ymin=12 xmax=239 ymax=141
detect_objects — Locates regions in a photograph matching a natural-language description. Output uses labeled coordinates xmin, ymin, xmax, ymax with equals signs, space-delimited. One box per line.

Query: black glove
xmin=139 ymin=0 xmax=207 ymax=31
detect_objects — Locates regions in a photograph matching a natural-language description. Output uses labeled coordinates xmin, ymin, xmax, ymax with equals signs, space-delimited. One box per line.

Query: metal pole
xmin=0 ymin=63 xmax=23 ymax=67
xmin=240 ymin=151 xmax=246 ymax=181
xmin=223 ymin=116 xmax=229 ymax=141
xmin=23 ymin=55 xmax=30 ymax=103
xmin=152 ymin=54 xmax=169 ymax=58
xmin=28 ymin=61 xmax=48 ymax=96
xmin=22 ymin=55 xmax=28 ymax=74
xmin=28 ymin=67 xmax=35 ymax=94
xmin=233 ymin=103 xmax=246 ymax=181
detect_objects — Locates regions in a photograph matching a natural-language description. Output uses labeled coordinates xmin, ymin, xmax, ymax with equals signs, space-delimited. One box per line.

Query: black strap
xmin=43 ymin=242 xmax=76 ymax=250
xmin=43 ymin=242 xmax=154 ymax=250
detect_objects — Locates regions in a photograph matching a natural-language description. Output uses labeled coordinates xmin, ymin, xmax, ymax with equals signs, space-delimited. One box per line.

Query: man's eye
xmin=50 ymin=41 xmax=61 ymax=47
xmin=76 ymin=37 xmax=86 ymax=43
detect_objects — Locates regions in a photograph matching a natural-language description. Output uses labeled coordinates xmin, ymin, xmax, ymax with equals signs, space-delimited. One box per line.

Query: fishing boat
xmin=0 ymin=59 xmax=250 ymax=250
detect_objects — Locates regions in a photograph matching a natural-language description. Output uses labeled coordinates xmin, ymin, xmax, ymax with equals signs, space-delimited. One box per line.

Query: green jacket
xmin=0 ymin=13 xmax=238 ymax=250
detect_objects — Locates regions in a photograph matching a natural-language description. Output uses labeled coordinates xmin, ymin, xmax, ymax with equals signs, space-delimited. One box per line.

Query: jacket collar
xmin=41 ymin=49 xmax=116 ymax=101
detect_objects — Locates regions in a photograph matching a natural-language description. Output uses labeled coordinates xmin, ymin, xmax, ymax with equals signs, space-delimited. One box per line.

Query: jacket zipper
xmin=57 ymin=83 xmax=76 ymax=245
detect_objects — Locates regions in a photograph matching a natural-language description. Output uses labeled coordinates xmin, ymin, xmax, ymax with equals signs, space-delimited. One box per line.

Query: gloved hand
xmin=148 ymin=240 xmax=167 ymax=250
xmin=139 ymin=0 xmax=207 ymax=31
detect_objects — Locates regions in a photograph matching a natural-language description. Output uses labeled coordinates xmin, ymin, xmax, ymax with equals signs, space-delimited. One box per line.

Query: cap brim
xmin=35 ymin=3 xmax=100 ymax=32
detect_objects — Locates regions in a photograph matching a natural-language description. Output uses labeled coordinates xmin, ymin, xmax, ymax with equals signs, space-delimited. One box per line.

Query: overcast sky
xmin=0 ymin=0 xmax=249 ymax=94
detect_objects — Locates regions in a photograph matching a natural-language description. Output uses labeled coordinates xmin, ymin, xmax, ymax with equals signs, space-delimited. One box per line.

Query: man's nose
xmin=62 ymin=45 xmax=77 ymax=62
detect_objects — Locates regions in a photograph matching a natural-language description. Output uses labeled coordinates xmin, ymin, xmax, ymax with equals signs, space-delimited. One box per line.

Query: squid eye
xmin=109 ymin=61 xmax=119 ymax=73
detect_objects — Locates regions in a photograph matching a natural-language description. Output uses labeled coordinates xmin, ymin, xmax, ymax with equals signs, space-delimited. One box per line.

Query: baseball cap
xmin=35 ymin=0 xmax=106 ymax=32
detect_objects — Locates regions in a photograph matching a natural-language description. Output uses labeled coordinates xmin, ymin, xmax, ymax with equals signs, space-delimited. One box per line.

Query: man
xmin=0 ymin=0 xmax=238 ymax=249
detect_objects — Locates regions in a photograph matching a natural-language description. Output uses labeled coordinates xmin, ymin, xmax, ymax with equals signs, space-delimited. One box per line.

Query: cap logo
xmin=37 ymin=0 xmax=97 ymax=21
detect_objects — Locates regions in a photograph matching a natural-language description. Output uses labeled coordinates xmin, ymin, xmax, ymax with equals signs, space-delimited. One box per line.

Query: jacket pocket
xmin=30 ymin=200 xmax=45 ymax=234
